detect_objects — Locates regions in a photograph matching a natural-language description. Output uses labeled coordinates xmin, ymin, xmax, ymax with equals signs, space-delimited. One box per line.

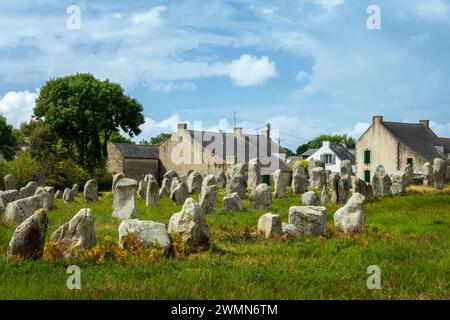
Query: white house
xmin=306 ymin=141 xmax=356 ymax=173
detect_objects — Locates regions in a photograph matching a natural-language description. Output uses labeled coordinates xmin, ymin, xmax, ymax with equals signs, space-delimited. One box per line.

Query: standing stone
xmin=0 ymin=190 xmax=19 ymax=207
xmin=72 ymin=184 xmax=80 ymax=196
xmin=0 ymin=200 xmax=3 ymax=224
xmin=222 ymin=192 xmax=243 ymax=212
xmin=168 ymin=198 xmax=211 ymax=251
xmin=273 ymin=169 xmax=286 ymax=198
xmin=118 ymin=219 xmax=171 ymax=253
xmin=54 ymin=190 xmax=62 ymax=199
xmin=308 ymin=158 xmax=325 ymax=178
xmin=138 ymin=179 xmax=148 ymax=199
xmin=51 ymin=208 xmax=96 ymax=257
xmin=199 ymin=185 xmax=218 ymax=214
xmin=19 ymin=182 xmax=37 ymax=199
xmin=339 ymin=160 xmax=353 ymax=185
xmin=63 ymin=188 xmax=75 ymax=203
xmin=35 ymin=186 xmax=54 ymax=209
xmin=320 ymin=186 xmax=330 ymax=206
xmin=337 ymin=178 xmax=350 ymax=204
xmin=202 ymin=174 xmax=217 ymax=188
xmin=433 ymin=158 xmax=446 ymax=190
xmin=310 ymin=167 xmax=326 ymax=189
xmin=163 ymin=170 xmax=178 ymax=182
xmin=249 ymin=183 xmax=272 ymax=209
xmin=84 ymin=179 xmax=98 ymax=202
xmin=282 ymin=223 xmax=301 ymax=238
xmin=404 ymin=163 xmax=414 ymax=186
xmin=4 ymin=174 xmax=16 ymax=191
xmin=247 ymin=158 xmax=262 ymax=191
xmin=390 ymin=171 xmax=407 ymax=196
xmin=329 ymin=173 xmax=340 ymax=204
xmin=170 ymin=177 xmax=181 ymax=194
xmin=112 ymin=178 xmax=138 ymax=220
xmin=144 ymin=174 xmax=155 ymax=181
xmin=353 ymin=177 xmax=372 ymax=198
xmin=145 ymin=178 xmax=160 ymax=207
xmin=422 ymin=162 xmax=434 ymax=186
xmin=159 ymin=178 xmax=171 ymax=197
xmin=6 ymin=194 xmax=48 ymax=223
xmin=112 ymin=173 xmax=124 ymax=192
xmin=226 ymin=164 xmax=247 ymax=199
xmin=257 ymin=213 xmax=282 ymax=238
xmin=170 ymin=181 xmax=188 ymax=206
xmin=32 ymin=173 xmax=46 ymax=187
xmin=371 ymin=165 xmax=392 ymax=197
xmin=7 ymin=209 xmax=48 ymax=261
xmin=334 ymin=193 xmax=366 ymax=234
xmin=301 ymin=191 xmax=320 ymax=206
xmin=214 ymin=169 xmax=227 ymax=188
xmin=291 ymin=163 xmax=308 ymax=194
xmin=288 ymin=206 xmax=327 ymax=236
xmin=187 ymin=171 xmax=203 ymax=194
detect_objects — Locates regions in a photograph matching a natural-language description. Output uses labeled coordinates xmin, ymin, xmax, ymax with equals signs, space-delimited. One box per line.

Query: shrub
xmin=0 ymin=151 xmax=40 ymax=188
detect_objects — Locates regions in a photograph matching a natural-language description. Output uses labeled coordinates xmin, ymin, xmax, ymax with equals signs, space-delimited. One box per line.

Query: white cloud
xmin=219 ymin=55 xmax=277 ymax=87
xmin=413 ymin=0 xmax=450 ymax=23
xmin=131 ymin=6 xmax=167 ymax=25
xmin=147 ymin=81 xmax=197 ymax=93
xmin=334 ymin=122 xmax=371 ymax=139
xmin=0 ymin=90 xmax=37 ymax=127
xmin=313 ymin=0 xmax=345 ymax=10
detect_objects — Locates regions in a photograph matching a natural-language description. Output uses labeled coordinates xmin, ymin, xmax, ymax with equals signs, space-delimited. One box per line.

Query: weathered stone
xmin=159 ymin=178 xmax=171 ymax=197
xmin=301 ymin=191 xmax=320 ymax=206
xmin=433 ymin=158 xmax=446 ymax=190
xmin=0 ymin=201 xmax=4 ymax=224
xmin=144 ymin=174 xmax=155 ymax=181
xmin=84 ymin=179 xmax=98 ymax=202
xmin=339 ymin=160 xmax=353 ymax=185
xmin=35 ymin=186 xmax=54 ymax=209
xmin=112 ymin=178 xmax=138 ymax=220
xmin=137 ymin=179 xmax=148 ymax=199
xmin=247 ymin=158 xmax=262 ymax=190
xmin=170 ymin=177 xmax=181 ymax=194
xmin=390 ymin=171 xmax=407 ymax=196
xmin=32 ymin=172 xmax=46 ymax=187
xmin=0 ymin=189 xmax=19 ymax=207
xmin=310 ymin=167 xmax=326 ymax=189
xmin=422 ymin=162 xmax=434 ymax=186
xmin=308 ymin=158 xmax=325 ymax=177
xmin=404 ymin=164 xmax=414 ymax=186
xmin=72 ymin=184 xmax=80 ymax=196
xmin=273 ymin=169 xmax=286 ymax=198
xmin=202 ymin=174 xmax=216 ymax=188
xmin=226 ymin=166 xmax=247 ymax=199
xmin=145 ymin=178 xmax=160 ymax=207
xmin=187 ymin=171 xmax=203 ymax=194
xmin=334 ymin=192 xmax=366 ymax=234
xmin=288 ymin=206 xmax=327 ymax=236
xmin=249 ymin=183 xmax=272 ymax=209
xmin=222 ymin=192 xmax=243 ymax=212
xmin=19 ymin=182 xmax=37 ymax=199
xmin=51 ymin=208 xmax=96 ymax=257
xmin=7 ymin=209 xmax=48 ymax=261
xmin=112 ymin=173 xmax=124 ymax=192
xmin=168 ymin=198 xmax=210 ymax=251
xmin=6 ymin=194 xmax=48 ymax=223
xmin=337 ymin=178 xmax=350 ymax=204
xmin=291 ymin=163 xmax=308 ymax=194
xmin=281 ymin=222 xmax=301 ymax=238
xmin=320 ymin=186 xmax=330 ymax=206
xmin=199 ymin=185 xmax=218 ymax=214
xmin=171 ymin=181 xmax=188 ymax=205
xmin=54 ymin=190 xmax=62 ymax=199
xmin=118 ymin=219 xmax=171 ymax=253
xmin=257 ymin=213 xmax=282 ymax=238
xmin=63 ymin=187 xmax=76 ymax=203
xmin=329 ymin=173 xmax=340 ymax=204
xmin=4 ymin=174 xmax=16 ymax=191
xmin=227 ymin=163 xmax=245 ymax=180
xmin=214 ymin=169 xmax=227 ymax=188
xmin=371 ymin=165 xmax=392 ymax=197
xmin=163 ymin=170 xmax=178 ymax=181
xmin=353 ymin=177 xmax=372 ymax=198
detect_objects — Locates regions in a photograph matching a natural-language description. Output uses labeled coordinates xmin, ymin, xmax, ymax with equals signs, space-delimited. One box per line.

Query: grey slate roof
xmin=302 ymin=148 xmax=318 ymax=157
xmin=112 ymin=143 xmax=159 ymax=159
xmin=382 ymin=122 xmax=446 ymax=162
xmin=440 ymin=137 xmax=450 ymax=155
xmin=330 ymin=144 xmax=356 ymax=165
xmin=188 ymin=130 xmax=292 ymax=172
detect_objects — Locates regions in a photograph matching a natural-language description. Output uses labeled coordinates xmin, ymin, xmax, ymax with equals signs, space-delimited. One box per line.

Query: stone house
xmin=306 ymin=141 xmax=355 ymax=173
xmin=107 ymin=142 xmax=159 ymax=181
xmin=356 ymin=116 xmax=449 ymax=183
xmin=158 ymin=123 xmax=292 ymax=184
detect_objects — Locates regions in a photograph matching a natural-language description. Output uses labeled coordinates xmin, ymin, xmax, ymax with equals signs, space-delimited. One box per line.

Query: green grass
xmin=0 ymin=186 xmax=449 ymax=300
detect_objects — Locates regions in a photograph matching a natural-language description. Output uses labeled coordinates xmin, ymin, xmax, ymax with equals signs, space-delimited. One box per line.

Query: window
xmin=324 ymin=154 xmax=333 ymax=164
xmin=364 ymin=170 xmax=371 ymax=183
xmin=407 ymin=158 xmax=413 ymax=166
xmin=364 ymin=150 xmax=371 ymax=164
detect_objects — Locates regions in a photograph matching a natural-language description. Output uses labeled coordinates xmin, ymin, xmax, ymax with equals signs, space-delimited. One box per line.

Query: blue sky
xmin=0 ymin=0 xmax=449 ymax=151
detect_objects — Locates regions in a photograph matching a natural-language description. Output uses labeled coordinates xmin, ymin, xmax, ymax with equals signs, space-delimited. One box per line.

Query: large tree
xmin=34 ymin=73 xmax=144 ymax=172
xmin=0 ymin=115 xmax=18 ymax=160
xmin=296 ymin=134 xmax=356 ymax=156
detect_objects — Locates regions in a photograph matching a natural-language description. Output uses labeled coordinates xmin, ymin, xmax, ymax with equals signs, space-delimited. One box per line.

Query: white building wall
xmin=306 ymin=141 xmax=341 ymax=172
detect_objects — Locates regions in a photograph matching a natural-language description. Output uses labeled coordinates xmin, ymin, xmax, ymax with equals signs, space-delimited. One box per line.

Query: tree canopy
xmin=34 ymin=73 xmax=145 ymax=172
xmin=0 ymin=115 xmax=18 ymax=160
xmin=150 ymin=133 xmax=171 ymax=146
xmin=296 ymin=134 xmax=355 ymax=156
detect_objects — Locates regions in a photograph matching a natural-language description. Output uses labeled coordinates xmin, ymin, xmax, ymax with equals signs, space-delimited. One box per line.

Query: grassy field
xmin=0 ymin=185 xmax=449 ymax=300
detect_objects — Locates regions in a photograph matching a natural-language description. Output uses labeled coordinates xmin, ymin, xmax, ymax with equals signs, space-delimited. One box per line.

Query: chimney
xmin=260 ymin=123 xmax=270 ymax=139
xmin=322 ymin=141 xmax=330 ymax=148
xmin=372 ymin=115 xmax=383 ymax=124
xmin=177 ymin=123 xmax=187 ymax=132
xmin=419 ymin=119 xmax=429 ymax=128
xmin=340 ymin=140 xmax=347 ymax=148
xmin=234 ymin=127 xmax=243 ymax=136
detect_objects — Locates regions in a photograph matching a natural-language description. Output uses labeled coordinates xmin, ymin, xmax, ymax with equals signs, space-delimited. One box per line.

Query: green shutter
xmin=364 ymin=170 xmax=371 ymax=183
xmin=407 ymin=158 xmax=413 ymax=166
xmin=364 ymin=150 xmax=371 ymax=164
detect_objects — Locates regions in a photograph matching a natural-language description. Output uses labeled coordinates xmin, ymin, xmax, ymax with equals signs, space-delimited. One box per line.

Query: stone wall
xmin=123 ymin=158 xmax=159 ymax=181
xmin=107 ymin=143 xmax=124 ymax=175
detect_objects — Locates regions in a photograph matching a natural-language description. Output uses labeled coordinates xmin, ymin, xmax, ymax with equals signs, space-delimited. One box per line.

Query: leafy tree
xmin=0 ymin=115 xmax=18 ymax=160
xmin=108 ymin=131 xmax=134 ymax=144
xmin=296 ymin=134 xmax=355 ymax=156
xmin=34 ymin=73 xmax=145 ymax=172
xmin=150 ymin=133 xmax=171 ymax=146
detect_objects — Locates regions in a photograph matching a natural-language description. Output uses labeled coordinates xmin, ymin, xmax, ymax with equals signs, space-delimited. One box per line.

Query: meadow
xmin=0 ymin=185 xmax=449 ymax=300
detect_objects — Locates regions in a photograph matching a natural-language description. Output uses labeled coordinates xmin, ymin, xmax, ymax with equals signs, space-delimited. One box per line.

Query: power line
xmin=279 ymin=131 xmax=310 ymax=142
